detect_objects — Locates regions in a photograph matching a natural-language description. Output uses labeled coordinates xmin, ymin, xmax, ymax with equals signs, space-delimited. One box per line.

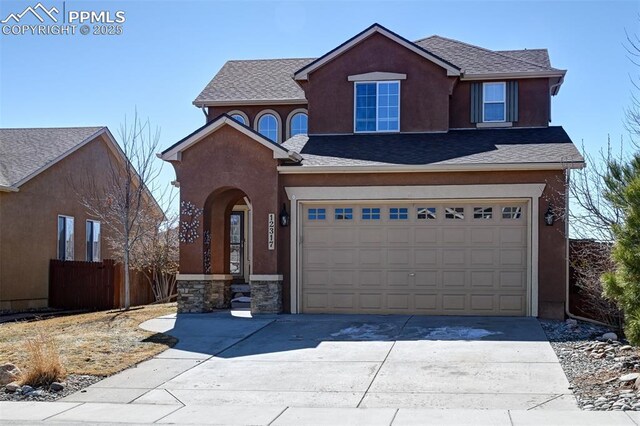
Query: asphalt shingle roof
xmin=0 ymin=127 xmax=104 ymax=187
xmin=194 ymin=33 xmax=561 ymax=105
xmin=413 ymin=35 xmax=558 ymax=74
xmin=194 ymin=58 xmax=314 ymax=105
xmin=280 ymin=127 xmax=583 ymax=168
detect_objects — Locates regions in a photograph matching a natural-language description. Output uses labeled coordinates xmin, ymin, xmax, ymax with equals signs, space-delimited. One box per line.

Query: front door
xmin=230 ymin=212 xmax=244 ymax=280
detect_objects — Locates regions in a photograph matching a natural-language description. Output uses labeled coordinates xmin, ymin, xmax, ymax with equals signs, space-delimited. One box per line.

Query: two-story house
xmin=161 ymin=24 xmax=584 ymax=319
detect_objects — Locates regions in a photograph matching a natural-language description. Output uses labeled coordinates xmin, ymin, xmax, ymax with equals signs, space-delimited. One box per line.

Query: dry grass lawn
xmin=0 ymin=303 xmax=177 ymax=376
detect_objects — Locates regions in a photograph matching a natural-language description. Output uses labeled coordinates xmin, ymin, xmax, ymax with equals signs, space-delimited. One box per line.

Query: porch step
xmin=231 ymin=296 xmax=251 ymax=309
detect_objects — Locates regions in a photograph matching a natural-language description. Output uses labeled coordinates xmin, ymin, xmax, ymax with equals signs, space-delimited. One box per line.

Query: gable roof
xmin=194 ymin=25 xmax=566 ymax=107
xmin=293 ymin=23 xmax=461 ymax=81
xmin=160 ymin=114 xmax=302 ymax=162
xmin=0 ymin=127 xmax=106 ymax=191
xmin=193 ymin=58 xmax=314 ymax=107
xmin=280 ymin=126 xmax=584 ymax=172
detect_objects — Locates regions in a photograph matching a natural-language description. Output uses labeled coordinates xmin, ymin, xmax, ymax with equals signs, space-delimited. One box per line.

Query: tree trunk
xmin=124 ymin=246 xmax=131 ymax=310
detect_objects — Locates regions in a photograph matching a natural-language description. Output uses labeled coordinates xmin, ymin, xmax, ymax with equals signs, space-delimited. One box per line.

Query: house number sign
xmin=268 ymin=213 xmax=275 ymax=250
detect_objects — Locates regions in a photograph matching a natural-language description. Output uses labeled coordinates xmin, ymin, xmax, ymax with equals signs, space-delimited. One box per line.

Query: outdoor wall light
xmin=544 ymin=204 xmax=555 ymax=226
xmin=279 ymin=203 xmax=290 ymax=227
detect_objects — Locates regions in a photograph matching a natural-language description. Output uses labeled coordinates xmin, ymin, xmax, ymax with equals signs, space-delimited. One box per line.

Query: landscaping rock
xmin=20 ymin=385 xmax=33 ymax=395
xmin=4 ymin=382 xmax=19 ymax=393
xmin=621 ymin=345 xmax=633 ymax=351
xmin=603 ymin=332 xmax=618 ymax=341
xmin=50 ymin=382 xmax=65 ymax=392
xmin=0 ymin=363 xmax=21 ymax=386
xmin=566 ymin=319 xmax=578 ymax=327
xmin=620 ymin=373 xmax=640 ymax=382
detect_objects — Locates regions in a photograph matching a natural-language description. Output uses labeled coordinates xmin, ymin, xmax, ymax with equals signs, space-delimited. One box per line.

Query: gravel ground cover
xmin=541 ymin=318 xmax=640 ymax=411
xmin=0 ymin=374 xmax=103 ymax=402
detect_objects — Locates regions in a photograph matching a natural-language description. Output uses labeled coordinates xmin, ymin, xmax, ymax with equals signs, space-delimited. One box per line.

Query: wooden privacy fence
xmin=49 ymin=259 xmax=155 ymax=310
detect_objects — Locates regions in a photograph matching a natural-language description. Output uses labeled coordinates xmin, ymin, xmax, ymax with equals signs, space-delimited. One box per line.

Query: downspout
xmin=201 ymin=106 xmax=208 ymax=120
xmin=563 ymin=168 xmax=612 ymax=327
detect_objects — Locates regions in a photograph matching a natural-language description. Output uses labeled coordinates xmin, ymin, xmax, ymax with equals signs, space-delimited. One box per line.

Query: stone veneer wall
xmin=177 ymin=279 xmax=231 ymax=313
xmin=250 ymin=279 xmax=283 ymax=314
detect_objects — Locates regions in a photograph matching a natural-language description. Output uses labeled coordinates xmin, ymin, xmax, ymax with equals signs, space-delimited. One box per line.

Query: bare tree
xmin=74 ymin=111 xmax=165 ymax=309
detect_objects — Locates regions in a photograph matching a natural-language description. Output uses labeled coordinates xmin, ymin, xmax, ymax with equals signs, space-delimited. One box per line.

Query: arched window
xmin=230 ymin=114 xmax=246 ymax=125
xmin=257 ymin=114 xmax=278 ymax=142
xmin=290 ymin=112 xmax=308 ymax=137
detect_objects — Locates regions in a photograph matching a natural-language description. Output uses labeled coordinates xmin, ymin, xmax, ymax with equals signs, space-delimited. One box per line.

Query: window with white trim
xmin=389 ymin=207 xmax=408 ymax=220
xmin=308 ymin=208 xmax=326 ymax=220
xmin=417 ymin=207 xmax=436 ymax=220
xmin=502 ymin=206 xmax=522 ymax=219
xmin=483 ymin=82 xmax=506 ymax=122
xmin=355 ymin=81 xmax=400 ymax=132
xmin=473 ymin=207 xmax=493 ymax=219
xmin=290 ymin=112 xmax=308 ymax=137
xmin=257 ymin=114 xmax=278 ymax=142
xmin=445 ymin=207 xmax=464 ymax=220
xmin=57 ymin=215 xmax=74 ymax=260
xmin=362 ymin=208 xmax=381 ymax=220
xmin=230 ymin=114 xmax=246 ymax=125
xmin=86 ymin=220 xmax=101 ymax=261
xmin=335 ymin=208 xmax=353 ymax=220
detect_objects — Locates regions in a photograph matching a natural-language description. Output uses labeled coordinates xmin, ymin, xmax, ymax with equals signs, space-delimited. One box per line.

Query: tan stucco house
xmin=0 ymin=127 xmax=123 ymax=310
xmin=162 ymin=24 xmax=584 ymax=319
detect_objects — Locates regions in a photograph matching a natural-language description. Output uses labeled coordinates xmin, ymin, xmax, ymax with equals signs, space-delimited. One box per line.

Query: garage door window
xmin=335 ymin=208 xmax=353 ymax=220
xmin=474 ymin=207 xmax=493 ymax=219
xmin=445 ymin=207 xmax=464 ymax=219
xmin=308 ymin=208 xmax=326 ymax=220
xmin=389 ymin=207 xmax=409 ymax=220
xmin=417 ymin=207 xmax=437 ymax=220
xmin=362 ymin=208 xmax=381 ymax=220
xmin=502 ymin=206 xmax=522 ymax=219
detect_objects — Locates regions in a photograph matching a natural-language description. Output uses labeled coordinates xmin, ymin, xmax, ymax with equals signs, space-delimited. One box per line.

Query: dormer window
xmin=354 ymin=81 xmax=400 ymax=132
xmin=482 ymin=82 xmax=506 ymax=122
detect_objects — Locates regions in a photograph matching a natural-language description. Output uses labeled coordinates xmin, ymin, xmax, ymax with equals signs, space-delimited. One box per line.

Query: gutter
xmin=193 ymin=98 xmax=307 ymax=108
xmin=0 ymin=185 xmax=18 ymax=192
xmin=461 ymin=70 xmax=567 ymax=81
xmin=277 ymin=162 xmax=585 ymax=174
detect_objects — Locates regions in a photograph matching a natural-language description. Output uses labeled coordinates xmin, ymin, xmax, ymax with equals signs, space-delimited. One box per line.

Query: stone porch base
xmin=250 ymin=275 xmax=283 ymax=314
xmin=177 ymin=276 xmax=232 ymax=313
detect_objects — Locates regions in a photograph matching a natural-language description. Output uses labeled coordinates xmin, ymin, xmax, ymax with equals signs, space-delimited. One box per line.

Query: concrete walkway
xmin=0 ymin=312 xmax=614 ymax=424
xmin=2 ymin=402 xmax=640 ymax=425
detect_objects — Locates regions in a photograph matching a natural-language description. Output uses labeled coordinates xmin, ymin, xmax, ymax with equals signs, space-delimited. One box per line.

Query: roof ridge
xmin=225 ymin=57 xmax=317 ymax=63
xmin=0 ymin=126 xmax=105 ymax=130
xmin=416 ymin=35 xmax=554 ymax=72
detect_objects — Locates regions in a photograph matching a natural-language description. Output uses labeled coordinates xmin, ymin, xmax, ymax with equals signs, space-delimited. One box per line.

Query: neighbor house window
xmin=257 ymin=113 xmax=279 ymax=142
xmin=355 ymin=81 xmax=400 ymax=132
xmin=417 ymin=207 xmax=436 ymax=220
xmin=86 ymin=220 xmax=101 ymax=261
xmin=308 ymin=208 xmax=326 ymax=220
xmin=57 ymin=215 xmax=74 ymax=260
xmin=483 ymin=82 xmax=506 ymax=122
xmin=289 ymin=112 xmax=308 ymax=137
xmin=335 ymin=208 xmax=353 ymax=220
xmin=362 ymin=208 xmax=381 ymax=220
xmin=389 ymin=208 xmax=408 ymax=220
xmin=230 ymin=114 xmax=246 ymax=125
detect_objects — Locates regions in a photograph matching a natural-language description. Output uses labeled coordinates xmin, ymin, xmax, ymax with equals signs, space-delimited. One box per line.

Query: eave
xmin=277 ymin=162 xmax=585 ymax=174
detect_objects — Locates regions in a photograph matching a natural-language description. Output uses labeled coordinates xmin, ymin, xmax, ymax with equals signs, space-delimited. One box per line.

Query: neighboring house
xmin=0 ymin=127 xmax=124 ymax=310
xmin=161 ymin=23 xmax=584 ymax=319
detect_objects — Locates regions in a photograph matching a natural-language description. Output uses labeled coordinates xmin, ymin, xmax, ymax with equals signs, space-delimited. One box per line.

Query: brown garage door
xmin=301 ymin=202 xmax=528 ymax=316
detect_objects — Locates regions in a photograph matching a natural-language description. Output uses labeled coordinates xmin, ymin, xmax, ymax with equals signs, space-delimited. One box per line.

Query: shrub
xmin=20 ymin=332 xmax=66 ymax=388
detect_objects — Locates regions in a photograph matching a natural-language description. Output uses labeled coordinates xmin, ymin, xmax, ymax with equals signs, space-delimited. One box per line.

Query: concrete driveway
xmin=62 ymin=312 xmax=576 ymax=412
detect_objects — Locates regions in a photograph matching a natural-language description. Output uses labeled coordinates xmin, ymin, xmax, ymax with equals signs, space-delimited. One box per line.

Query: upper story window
xmin=257 ymin=113 xmax=279 ymax=143
xmin=482 ymin=82 xmax=506 ymax=122
xmin=86 ymin=220 xmax=101 ymax=262
xmin=354 ymin=81 xmax=400 ymax=132
xmin=57 ymin=215 xmax=74 ymax=261
xmin=230 ymin=114 xmax=246 ymax=125
xmin=289 ymin=112 xmax=308 ymax=137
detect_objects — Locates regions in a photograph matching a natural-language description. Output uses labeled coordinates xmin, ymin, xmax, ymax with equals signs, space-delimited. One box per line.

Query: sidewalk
xmin=2 ymin=402 xmax=640 ymax=425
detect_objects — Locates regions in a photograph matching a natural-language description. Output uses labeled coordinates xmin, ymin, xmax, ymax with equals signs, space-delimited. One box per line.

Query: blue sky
xmin=1 ymin=0 xmax=639 ymax=209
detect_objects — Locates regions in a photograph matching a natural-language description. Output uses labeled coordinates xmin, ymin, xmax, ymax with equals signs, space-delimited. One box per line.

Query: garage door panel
xmin=301 ymin=202 xmax=528 ymax=316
